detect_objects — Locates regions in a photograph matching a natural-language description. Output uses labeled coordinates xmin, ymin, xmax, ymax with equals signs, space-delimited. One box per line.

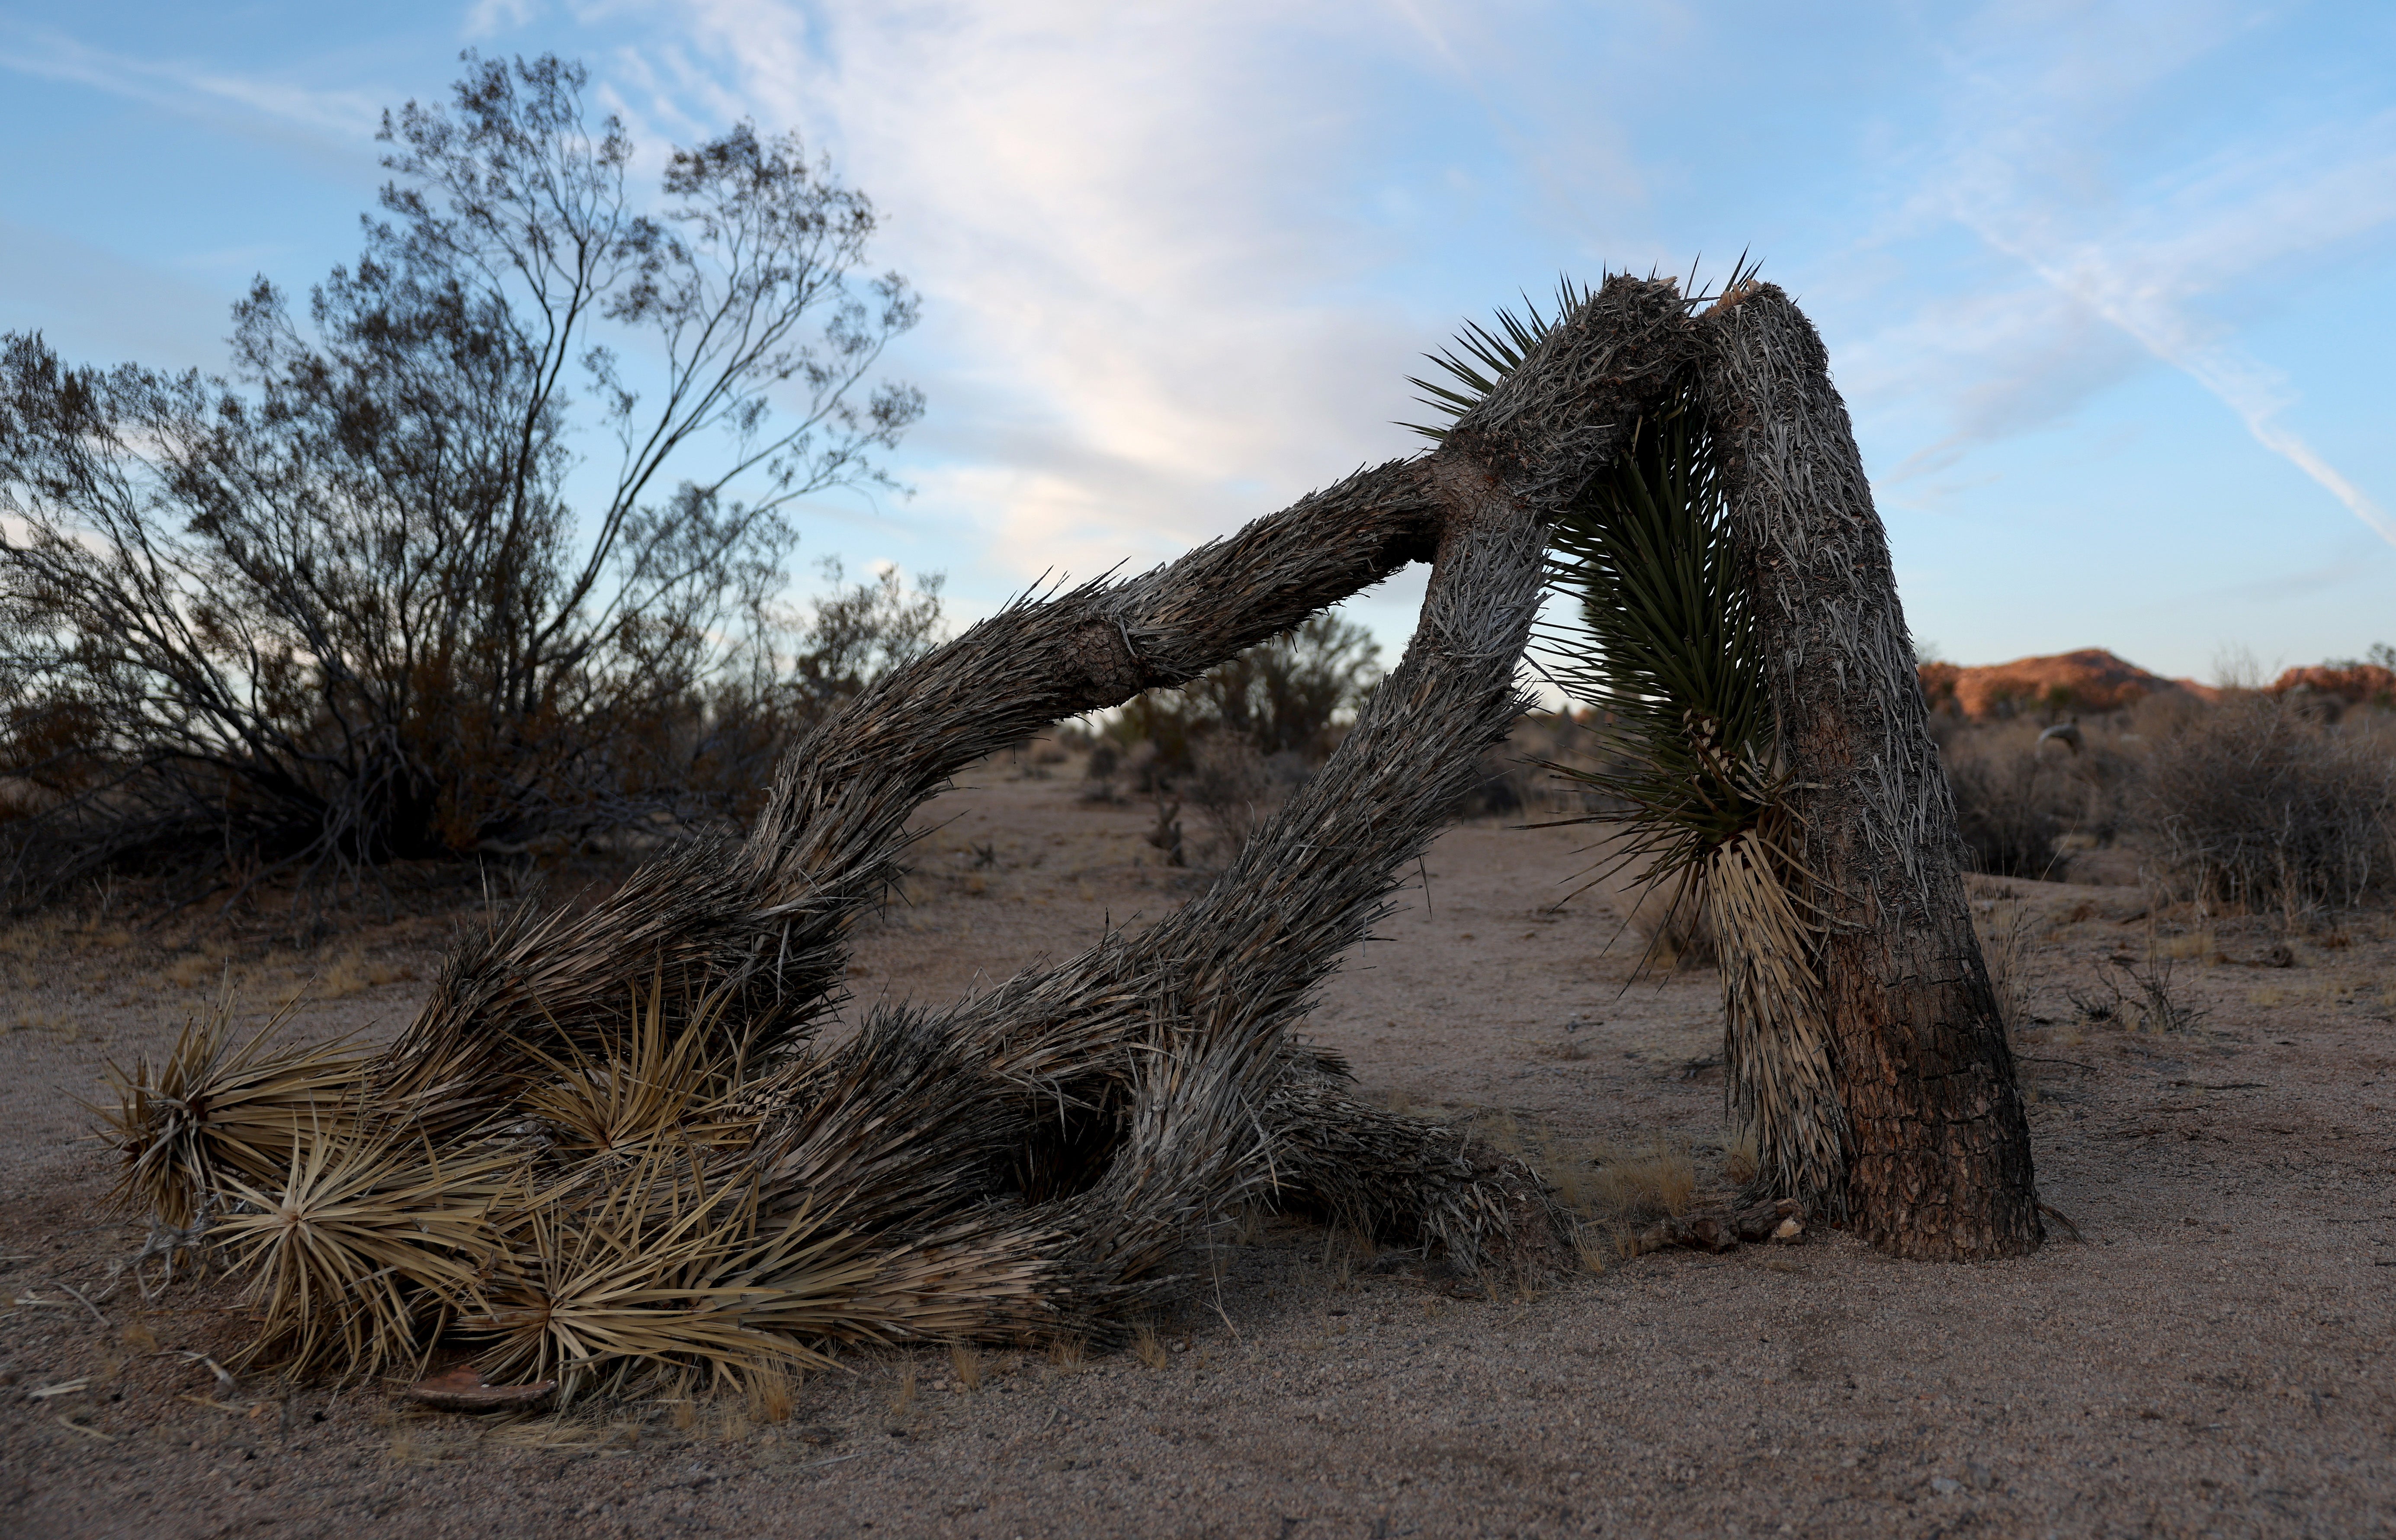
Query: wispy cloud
xmin=466 ymin=0 xmax=546 ymax=38
xmin=1921 ymin=2 xmax=2396 ymax=544
xmin=0 ymin=22 xmax=383 ymax=139
xmin=631 ymin=0 xmax=1464 ymax=583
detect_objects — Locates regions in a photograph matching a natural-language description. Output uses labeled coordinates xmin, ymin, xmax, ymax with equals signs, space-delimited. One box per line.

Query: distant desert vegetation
xmin=1912 ymin=646 xmax=2396 ymax=907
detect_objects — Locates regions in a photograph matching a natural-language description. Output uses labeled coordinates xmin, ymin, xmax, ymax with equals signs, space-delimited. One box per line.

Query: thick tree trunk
xmin=1699 ymin=285 xmax=2043 ymax=1258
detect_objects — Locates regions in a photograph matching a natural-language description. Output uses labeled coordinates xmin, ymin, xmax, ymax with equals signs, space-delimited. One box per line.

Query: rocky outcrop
xmin=1917 ymin=649 xmax=2205 ymax=720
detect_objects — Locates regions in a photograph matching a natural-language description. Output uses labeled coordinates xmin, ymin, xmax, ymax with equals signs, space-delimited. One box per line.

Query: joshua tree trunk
xmin=1699 ymin=284 xmax=2043 ymax=1259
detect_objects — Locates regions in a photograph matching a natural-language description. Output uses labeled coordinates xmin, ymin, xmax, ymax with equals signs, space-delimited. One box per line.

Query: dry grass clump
xmin=167 ymin=951 xmax=226 ymax=992
xmin=316 ymin=947 xmax=412 ymax=1000
xmin=1527 ymin=1126 xmax=1699 ymax=1271
xmin=1589 ymin=1141 xmax=1698 ymax=1220
xmin=745 ymin=1363 xmax=798 ymax=1424
xmin=2140 ymin=695 xmax=2396 ymax=917
xmin=1972 ymin=896 xmax=2034 ymax=1037
xmin=1721 ymin=1127 xmax=1759 ymax=1188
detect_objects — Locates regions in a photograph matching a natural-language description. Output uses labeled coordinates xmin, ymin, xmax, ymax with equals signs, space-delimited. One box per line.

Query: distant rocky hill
xmin=1916 ymin=648 xmax=2210 ymax=720
xmin=1918 ymin=648 xmax=2395 ymax=720
xmin=2272 ymin=663 xmax=2396 ymax=710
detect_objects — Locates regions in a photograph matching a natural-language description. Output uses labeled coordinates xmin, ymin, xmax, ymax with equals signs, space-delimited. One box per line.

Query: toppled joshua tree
xmin=100 ymin=272 xmax=2040 ymax=1399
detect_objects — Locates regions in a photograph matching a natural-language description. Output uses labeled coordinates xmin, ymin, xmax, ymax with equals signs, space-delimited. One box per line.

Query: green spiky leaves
xmin=1402 ymin=280 xmax=1594 ymax=442
xmin=1542 ymin=393 xmax=1784 ymax=895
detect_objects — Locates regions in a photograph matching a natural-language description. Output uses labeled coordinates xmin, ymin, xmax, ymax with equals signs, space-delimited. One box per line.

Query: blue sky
xmin=5 ymin=0 xmax=2392 ymax=682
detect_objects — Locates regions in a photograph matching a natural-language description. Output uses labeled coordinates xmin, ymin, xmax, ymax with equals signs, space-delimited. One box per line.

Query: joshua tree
xmin=99 ymin=271 xmax=2038 ymax=1400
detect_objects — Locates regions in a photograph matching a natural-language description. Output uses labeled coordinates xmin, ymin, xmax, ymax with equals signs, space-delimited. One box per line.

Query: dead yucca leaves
xmin=523 ymin=971 xmax=761 ymax=1163
xmin=465 ymin=1152 xmax=835 ymax=1405
xmin=98 ymin=995 xmax=366 ymax=1229
xmin=212 ymin=1128 xmax=513 ymax=1378
xmin=1704 ymin=821 xmax=1846 ymax=1205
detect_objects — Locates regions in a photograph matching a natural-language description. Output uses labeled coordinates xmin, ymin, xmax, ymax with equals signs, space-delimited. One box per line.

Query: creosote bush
xmin=1111 ymin=612 xmax=1380 ymax=783
xmin=1 ymin=54 xmax=924 ymax=910
xmin=1936 ymin=721 xmax=2134 ymax=881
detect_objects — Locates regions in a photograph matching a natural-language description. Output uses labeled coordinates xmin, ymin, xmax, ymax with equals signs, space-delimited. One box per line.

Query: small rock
xmin=1931 ymin=1476 xmax=1961 ymax=1495
xmin=1966 ymin=1461 xmax=1996 ymax=1490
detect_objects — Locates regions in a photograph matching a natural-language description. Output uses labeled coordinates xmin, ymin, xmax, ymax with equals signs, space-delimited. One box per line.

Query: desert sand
xmin=3 ymin=768 xmax=2392 ymax=1538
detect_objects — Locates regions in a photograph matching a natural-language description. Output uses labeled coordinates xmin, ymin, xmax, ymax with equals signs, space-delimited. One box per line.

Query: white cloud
xmin=1918 ymin=2 xmax=2396 ymax=544
xmin=632 ymin=0 xmax=1461 ymax=586
xmin=0 ymin=22 xmax=383 ymax=139
xmin=466 ymin=0 xmax=546 ymax=37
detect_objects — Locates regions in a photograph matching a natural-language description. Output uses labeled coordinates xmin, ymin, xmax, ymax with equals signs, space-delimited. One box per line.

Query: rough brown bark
xmin=1698 ymin=285 xmax=2043 ymax=1258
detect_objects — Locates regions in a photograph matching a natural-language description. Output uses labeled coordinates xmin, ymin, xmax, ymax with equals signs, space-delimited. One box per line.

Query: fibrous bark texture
xmin=1698 ymin=284 xmax=2043 ymax=1259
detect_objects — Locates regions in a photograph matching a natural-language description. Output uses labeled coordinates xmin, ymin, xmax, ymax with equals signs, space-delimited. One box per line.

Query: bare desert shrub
xmin=2140 ymin=695 xmax=2396 ymax=914
xmin=1933 ymin=713 xmax=2147 ymax=880
xmin=2069 ymin=950 xmax=2206 ymax=1035
xmin=1182 ymin=734 xmax=1273 ymax=862
xmin=1943 ymin=732 xmax=2072 ymax=879
xmin=1112 ymin=612 xmax=1380 ymax=786
xmin=1 ymin=56 xmax=922 ymax=910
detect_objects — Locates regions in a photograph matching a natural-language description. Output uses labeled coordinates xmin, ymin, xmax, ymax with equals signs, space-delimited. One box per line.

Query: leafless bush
xmin=0 ymin=55 xmax=921 ymax=911
xmin=1112 ymin=612 xmax=1380 ymax=789
xmin=1936 ymin=719 xmax=2144 ymax=880
xmin=2140 ymin=695 xmax=2396 ymax=915
xmin=1181 ymin=735 xmax=1274 ymax=864
xmin=2069 ymin=951 xmax=2206 ymax=1035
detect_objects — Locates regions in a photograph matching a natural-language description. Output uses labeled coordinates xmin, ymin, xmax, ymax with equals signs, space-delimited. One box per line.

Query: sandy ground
xmin=3 ymin=769 xmax=2393 ymax=1539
